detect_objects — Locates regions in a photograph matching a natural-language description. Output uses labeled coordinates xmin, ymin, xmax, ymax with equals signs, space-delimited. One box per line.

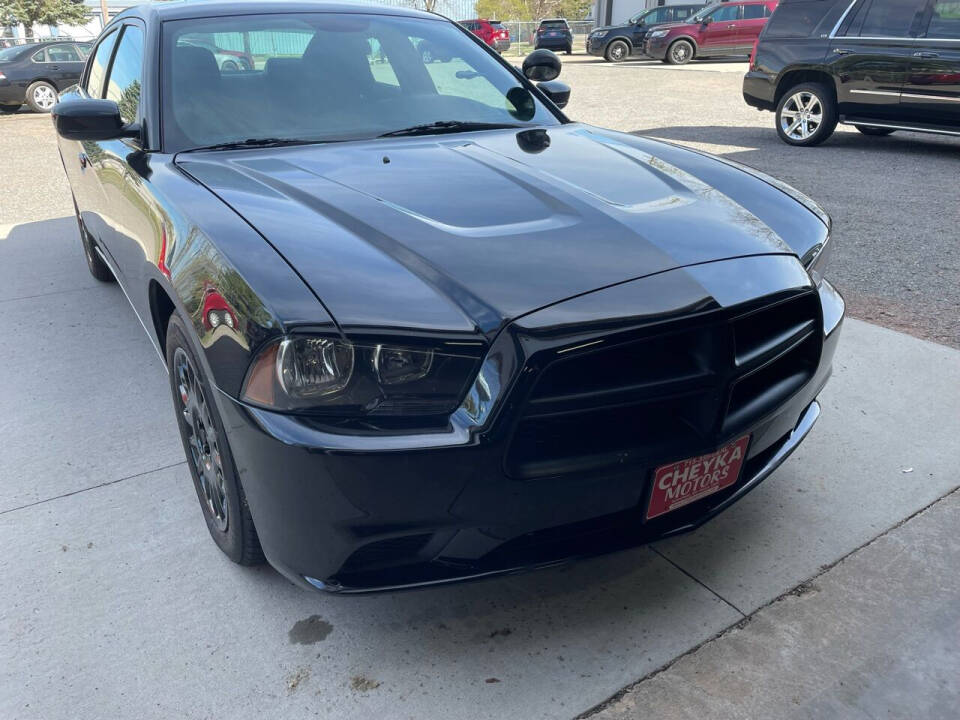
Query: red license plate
xmin=646 ymin=436 xmax=750 ymax=520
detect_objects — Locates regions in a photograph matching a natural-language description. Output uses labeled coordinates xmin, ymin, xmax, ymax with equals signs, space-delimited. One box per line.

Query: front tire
xmin=775 ymin=82 xmax=838 ymax=146
xmin=855 ymin=125 xmax=895 ymax=136
xmin=166 ymin=314 xmax=264 ymax=566
xmin=565 ymin=46 xmax=572 ymax=55
xmin=605 ymin=39 xmax=630 ymax=63
xmin=665 ymin=39 xmax=694 ymax=65
xmin=26 ymin=81 xmax=58 ymax=113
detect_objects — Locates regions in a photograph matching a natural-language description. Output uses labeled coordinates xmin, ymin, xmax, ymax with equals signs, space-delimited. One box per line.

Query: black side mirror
xmin=52 ymin=98 xmax=139 ymax=142
xmin=537 ymin=80 xmax=570 ymax=109
xmin=701 ymin=16 xmax=713 ymax=25
xmin=522 ymin=49 xmax=561 ymax=82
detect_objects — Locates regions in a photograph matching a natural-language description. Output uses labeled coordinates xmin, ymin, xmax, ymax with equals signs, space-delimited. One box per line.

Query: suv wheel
xmin=855 ymin=125 xmax=896 ymax=137
xmin=775 ymin=83 xmax=838 ymax=147
xmin=665 ymin=39 xmax=694 ymax=65
xmin=605 ymin=39 xmax=630 ymax=62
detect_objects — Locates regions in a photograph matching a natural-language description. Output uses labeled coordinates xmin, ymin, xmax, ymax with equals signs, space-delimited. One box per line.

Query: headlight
xmin=241 ymin=335 xmax=483 ymax=415
xmin=649 ymin=29 xmax=669 ymax=38
xmin=590 ymin=30 xmax=607 ymax=38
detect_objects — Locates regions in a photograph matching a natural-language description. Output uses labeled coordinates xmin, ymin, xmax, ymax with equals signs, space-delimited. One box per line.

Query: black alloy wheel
xmin=166 ymin=314 xmax=264 ymax=565
xmin=666 ymin=39 xmax=694 ymax=65
xmin=605 ymin=39 xmax=630 ymax=62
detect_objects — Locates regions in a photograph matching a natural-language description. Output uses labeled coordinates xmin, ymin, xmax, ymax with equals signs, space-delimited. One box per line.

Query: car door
xmin=901 ymin=0 xmax=960 ymax=126
xmin=699 ymin=4 xmax=744 ymax=53
xmin=827 ymin=0 xmax=929 ymax=118
xmin=737 ymin=3 xmax=773 ymax=52
xmin=93 ymin=22 xmax=152 ymax=280
xmin=61 ymin=28 xmax=120 ymax=252
xmin=43 ymin=43 xmax=87 ymax=89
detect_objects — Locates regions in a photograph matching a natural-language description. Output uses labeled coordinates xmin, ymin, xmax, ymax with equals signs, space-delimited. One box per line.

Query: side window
xmin=77 ymin=44 xmax=92 ymax=59
xmin=105 ymin=25 xmax=144 ymax=125
xmin=647 ymin=8 xmax=666 ymax=23
xmin=47 ymin=44 xmax=82 ymax=62
xmin=85 ymin=31 xmax=119 ymax=97
xmin=927 ymin=1 xmax=960 ymax=39
xmin=858 ymin=0 xmax=927 ymax=37
xmin=710 ymin=5 xmax=742 ymax=23
xmin=743 ymin=5 xmax=767 ymax=20
xmin=32 ymin=48 xmax=47 ymax=63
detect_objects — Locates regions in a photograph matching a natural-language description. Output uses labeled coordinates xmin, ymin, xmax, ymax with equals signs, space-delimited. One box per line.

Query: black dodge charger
xmin=53 ymin=1 xmax=844 ymax=593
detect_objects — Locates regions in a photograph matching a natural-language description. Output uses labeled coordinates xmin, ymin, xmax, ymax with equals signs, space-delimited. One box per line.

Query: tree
xmin=0 ymin=0 xmax=89 ymax=40
xmin=475 ymin=0 xmax=590 ymax=21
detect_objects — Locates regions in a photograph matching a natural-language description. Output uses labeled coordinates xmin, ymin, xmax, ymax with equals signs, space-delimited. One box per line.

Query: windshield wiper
xmin=182 ymin=137 xmax=329 ymax=153
xmin=378 ymin=121 xmax=526 ymax=138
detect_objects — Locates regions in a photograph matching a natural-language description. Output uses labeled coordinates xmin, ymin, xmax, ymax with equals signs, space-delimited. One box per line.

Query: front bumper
xmin=586 ymin=36 xmax=607 ymax=56
xmin=219 ymin=262 xmax=844 ymax=593
xmin=493 ymin=39 xmax=511 ymax=52
xmin=643 ymin=38 xmax=669 ymax=59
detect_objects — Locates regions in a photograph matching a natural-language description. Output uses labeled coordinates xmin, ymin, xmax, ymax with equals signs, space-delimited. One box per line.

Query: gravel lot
xmin=1 ymin=55 xmax=957 ymax=348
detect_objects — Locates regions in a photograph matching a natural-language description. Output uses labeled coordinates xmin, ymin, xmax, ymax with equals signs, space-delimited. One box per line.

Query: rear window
xmin=540 ymin=21 xmax=568 ymax=29
xmin=490 ymin=22 xmax=505 ymax=29
xmin=763 ymin=1 xmax=832 ymax=38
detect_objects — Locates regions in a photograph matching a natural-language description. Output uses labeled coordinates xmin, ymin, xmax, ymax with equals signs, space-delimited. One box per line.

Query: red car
xmin=642 ymin=0 xmax=777 ymax=65
xmin=460 ymin=19 xmax=511 ymax=53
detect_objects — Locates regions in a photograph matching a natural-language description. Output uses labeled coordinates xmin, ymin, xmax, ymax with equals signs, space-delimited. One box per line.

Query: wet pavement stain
xmin=288 ymin=615 xmax=333 ymax=645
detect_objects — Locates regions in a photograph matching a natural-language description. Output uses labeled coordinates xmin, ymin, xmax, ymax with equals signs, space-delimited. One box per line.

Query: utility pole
xmin=100 ymin=0 xmax=110 ymax=30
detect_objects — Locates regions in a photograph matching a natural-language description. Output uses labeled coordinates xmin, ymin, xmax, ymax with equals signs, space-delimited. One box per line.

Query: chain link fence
xmin=495 ymin=20 xmax=595 ymax=58
xmin=0 ymin=34 xmax=99 ymax=48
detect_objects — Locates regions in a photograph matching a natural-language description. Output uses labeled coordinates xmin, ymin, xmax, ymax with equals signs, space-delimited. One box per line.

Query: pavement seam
xmin=0 ymin=460 xmax=188 ymax=517
xmin=0 ymin=283 xmax=103 ymax=306
xmin=577 ymin=483 xmax=960 ymax=719
xmin=650 ymin=545 xmax=747 ymax=617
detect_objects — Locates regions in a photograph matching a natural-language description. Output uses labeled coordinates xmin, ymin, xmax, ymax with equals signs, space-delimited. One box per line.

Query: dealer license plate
xmin=646 ymin=436 xmax=750 ymax=520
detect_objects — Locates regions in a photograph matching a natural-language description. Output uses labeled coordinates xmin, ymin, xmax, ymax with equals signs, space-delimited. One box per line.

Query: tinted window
xmin=78 ymin=43 xmax=92 ymax=59
xmin=764 ymin=1 xmax=831 ymax=37
xmin=859 ymin=0 xmax=927 ymax=37
xmin=541 ymin=21 xmax=569 ymax=29
xmin=85 ymin=31 xmax=118 ymax=97
xmin=32 ymin=48 xmax=46 ymax=62
xmin=743 ymin=4 xmax=768 ymax=19
xmin=105 ymin=26 xmax=143 ymax=124
xmin=47 ymin=44 xmax=82 ymax=62
xmin=927 ymin=1 xmax=960 ymax=38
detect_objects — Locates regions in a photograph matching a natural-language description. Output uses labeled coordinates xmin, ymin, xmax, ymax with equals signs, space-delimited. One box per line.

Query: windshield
xmin=162 ymin=13 xmax=560 ymax=152
xmin=628 ymin=10 xmax=652 ymax=23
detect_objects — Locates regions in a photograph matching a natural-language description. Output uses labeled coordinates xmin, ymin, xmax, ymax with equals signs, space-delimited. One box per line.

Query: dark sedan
xmin=53 ymin=1 xmax=843 ymax=594
xmin=0 ymin=41 xmax=91 ymax=113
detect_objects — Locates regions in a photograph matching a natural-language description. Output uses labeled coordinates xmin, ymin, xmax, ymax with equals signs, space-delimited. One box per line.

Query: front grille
xmin=505 ymin=292 xmax=821 ymax=480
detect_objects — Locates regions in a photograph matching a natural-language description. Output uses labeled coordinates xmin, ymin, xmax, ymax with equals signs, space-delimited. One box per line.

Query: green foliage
xmin=475 ymin=0 xmax=590 ymax=21
xmin=0 ymin=0 xmax=89 ymax=36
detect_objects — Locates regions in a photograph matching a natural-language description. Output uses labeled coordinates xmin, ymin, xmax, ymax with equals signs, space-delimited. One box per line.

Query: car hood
xmin=177 ymin=125 xmax=826 ymax=338
xmin=592 ymin=24 xmax=632 ymax=32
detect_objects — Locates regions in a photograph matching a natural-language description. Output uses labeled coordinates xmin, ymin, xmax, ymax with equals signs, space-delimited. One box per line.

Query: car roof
xmin=113 ymin=0 xmax=438 ymax=23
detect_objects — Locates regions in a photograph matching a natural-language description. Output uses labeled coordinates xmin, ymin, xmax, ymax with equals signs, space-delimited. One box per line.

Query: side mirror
xmin=701 ymin=16 xmax=713 ymax=25
xmin=537 ymin=80 xmax=570 ymax=109
xmin=52 ymin=98 xmax=138 ymax=142
xmin=522 ymin=49 xmax=561 ymax=82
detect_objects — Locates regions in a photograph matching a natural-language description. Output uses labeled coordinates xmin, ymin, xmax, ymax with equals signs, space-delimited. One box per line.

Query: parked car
xmin=461 ymin=18 xmax=511 ymax=53
xmin=643 ymin=0 xmax=778 ymax=65
xmin=53 ymin=1 xmax=842 ymax=593
xmin=744 ymin=0 xmax=960 ymax=146
xmin=587 ymin=4 xmax=705 ymax=62
xmin=535 ymin=18 xmax=574 ymax=54
xmin=0 ymin=41 xmax=91 ymax=113
xmin=180 ymin=36 xmax=255 ymax=71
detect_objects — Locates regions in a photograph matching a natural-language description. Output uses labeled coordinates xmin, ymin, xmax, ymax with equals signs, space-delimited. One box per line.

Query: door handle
xmin=913 ymin=51 xmax=939 ymax=58
xmin=727 ymin=24 xmax=737 ymax=28
xmin=833 ymin=48 xmax=853 ymax=55
xmin=50 ymin=64 xmax=60 ymax=70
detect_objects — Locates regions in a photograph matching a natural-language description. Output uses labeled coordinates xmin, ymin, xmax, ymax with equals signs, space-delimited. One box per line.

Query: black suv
xmin=535 ymin=18 xmax=574 ymax=54
xmin=587 ymin=4 xmax=704 ymax=62
xmin=744 ymin=0 xmax=960 ymax=146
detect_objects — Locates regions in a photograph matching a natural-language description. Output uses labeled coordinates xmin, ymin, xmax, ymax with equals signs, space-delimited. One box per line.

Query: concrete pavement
xmin=1 ymin=218 xmax=958 ymax=719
